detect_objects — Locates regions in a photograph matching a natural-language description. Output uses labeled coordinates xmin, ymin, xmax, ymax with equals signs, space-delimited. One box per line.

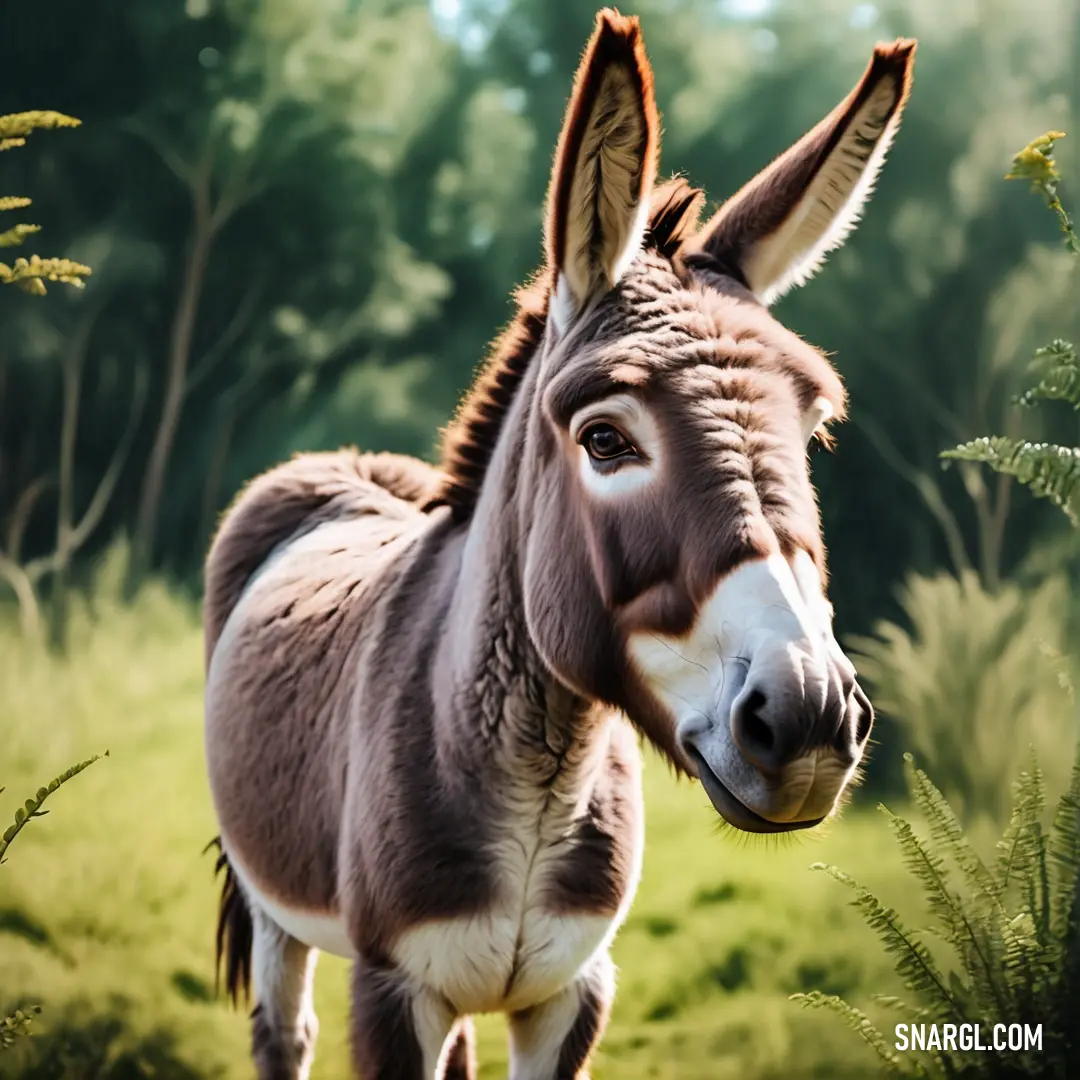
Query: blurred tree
xmin=0 ymin=0 xmax=1077 ymax=707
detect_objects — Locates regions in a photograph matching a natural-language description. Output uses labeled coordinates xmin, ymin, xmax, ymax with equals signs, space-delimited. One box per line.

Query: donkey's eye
xmin=580 ymin=422 xmax=636 ymax=462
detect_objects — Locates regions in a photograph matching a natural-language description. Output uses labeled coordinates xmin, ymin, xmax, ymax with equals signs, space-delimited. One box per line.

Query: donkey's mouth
xmin=686 ymin=747 xmax=825 ymax=834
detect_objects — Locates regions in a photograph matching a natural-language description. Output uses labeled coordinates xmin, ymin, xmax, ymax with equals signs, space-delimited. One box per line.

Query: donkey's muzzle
xmin=686 ymin=745 xmax=825 ymax=834
xmin=729 ymin=666 xmax=874 ymax=775
xmin=677 ymin=646 xmax=874 ymax=832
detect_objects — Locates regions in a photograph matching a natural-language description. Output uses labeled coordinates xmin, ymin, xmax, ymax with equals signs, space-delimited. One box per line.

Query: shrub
xmin=794 ymin=750 xmax=1080 ymax=1077
xmin=848 ymin=569 xmax=1077 ymax=823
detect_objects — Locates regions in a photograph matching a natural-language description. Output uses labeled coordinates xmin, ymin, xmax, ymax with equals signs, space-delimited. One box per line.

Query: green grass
xmin=0 ymin=559 xmax=922 ymax=1079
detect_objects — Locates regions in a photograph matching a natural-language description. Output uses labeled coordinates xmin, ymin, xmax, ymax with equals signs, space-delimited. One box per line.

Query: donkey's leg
xmin=441 ymin=1017 xmax=477 ymax=1080
xmin=250 ymin=907 xmax=320 ymax=1080
xmin=507 ymin=952 xmax=615 ymax=1080
xmin=348 ymin=957 xmax=463 ymax=1080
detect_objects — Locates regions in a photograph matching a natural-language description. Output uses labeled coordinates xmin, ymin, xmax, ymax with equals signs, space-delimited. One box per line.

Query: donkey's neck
xmin=431 ymin=371 xmax=603 ymax=788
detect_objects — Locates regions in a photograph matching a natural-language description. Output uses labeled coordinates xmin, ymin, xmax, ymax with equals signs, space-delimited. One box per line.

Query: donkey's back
xmin=204 ymin=448 xmax=441 ymax=664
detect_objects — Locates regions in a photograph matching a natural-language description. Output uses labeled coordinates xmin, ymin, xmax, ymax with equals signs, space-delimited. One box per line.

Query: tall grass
xmin=849 ymin=569 xmax=1079 ymax=823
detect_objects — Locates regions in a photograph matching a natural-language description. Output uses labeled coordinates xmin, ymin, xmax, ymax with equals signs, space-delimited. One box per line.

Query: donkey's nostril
xmin=731 ymin=686 xmax=798 ymax=773
xmin=739 ymin=690 xmax=773 ymax=751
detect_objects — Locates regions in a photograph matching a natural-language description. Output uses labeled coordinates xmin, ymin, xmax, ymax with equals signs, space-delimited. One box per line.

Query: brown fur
xmin=205 ymin=10 xmax=914 ymax=1078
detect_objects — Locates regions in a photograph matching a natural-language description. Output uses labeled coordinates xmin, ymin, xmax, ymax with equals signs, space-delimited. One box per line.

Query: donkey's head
xmin=439 ymin=11 xmax=914 ymax=832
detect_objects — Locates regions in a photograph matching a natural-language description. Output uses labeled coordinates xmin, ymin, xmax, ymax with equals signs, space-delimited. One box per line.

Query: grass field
xmin=0 ymin=562 xmax=923 ymax=1079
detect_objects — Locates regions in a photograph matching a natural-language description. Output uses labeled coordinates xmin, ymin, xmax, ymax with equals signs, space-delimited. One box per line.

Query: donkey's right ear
xmin=545 ymin=9 xmax=660 ymax=333
xmin=683 ymin=39 xmax=916 ymax=306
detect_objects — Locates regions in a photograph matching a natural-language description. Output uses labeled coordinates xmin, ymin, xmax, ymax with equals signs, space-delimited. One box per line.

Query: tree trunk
xmin=47 ymin=307 xmax=97 ymax=652
xmin=125 ymin=184 xmax=214 ymax=598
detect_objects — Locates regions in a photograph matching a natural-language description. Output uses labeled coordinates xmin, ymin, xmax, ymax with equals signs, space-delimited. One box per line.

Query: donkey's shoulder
xmin=203 ymin=449 xmax=444 ymax=666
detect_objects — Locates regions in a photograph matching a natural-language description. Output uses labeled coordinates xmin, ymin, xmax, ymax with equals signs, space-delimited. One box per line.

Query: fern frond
xmin=1006 ymin=131 xmax=1080 ymax=254
xmin=905 ymin=755 xmax=1001 ymax=906
xmin=0 ymin=111 xmax=81 ymax=143
xmin=792 ymin=991 xmax=925 ymax=1075
xmin=871 ymin=994 xmax=930 ymax=1019
xmin=0 ymin=223 xmax=40 ymax=248
xmin=942 ymin=437 xmax=1080 ymax=523
xmin=1015 ymin=340 xmax=1080 ymax=411
xmin=1050 ymin=760 xmax=1080 ymax=940
xmin=810 ymin=862 xmax=965 ymax=1024
xmin=998 ymin=908 xmax=1055 ymax=1014
xmin=996 ymin=760 xmax=1047 ymax=895
xmin=883 ymin=805 xmax=1007 ymax=1018
xmin=0 ymin=752 xmax=107 ymax=863
xmin=0 ymin=196 xmax=31 ymax=212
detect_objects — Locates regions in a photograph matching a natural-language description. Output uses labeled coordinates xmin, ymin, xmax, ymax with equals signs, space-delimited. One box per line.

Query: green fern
xmin=1015 ymin=341 xmax=1080 ymax=412
xmin=0 ymin=753 xmax=107 ymax=864
xmin=1003 ymin=130 xmax=1080 ymax=255
xmin=0 ymin=1009 xmax=41 ymax=1053
xmin=943 ymin=438 xmax=1080 ymax=523
xmin=941 ymin=132 xmax=1080 ymax=523
xmin=0 ymin=110 xmax=90 ymax=294
xmin=794 ymin=752 xmax=1080 ymax=1076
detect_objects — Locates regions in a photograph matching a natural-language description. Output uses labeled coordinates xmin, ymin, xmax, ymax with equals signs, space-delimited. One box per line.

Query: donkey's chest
xmin=390 ymin=801 xmax=639 ymax=1015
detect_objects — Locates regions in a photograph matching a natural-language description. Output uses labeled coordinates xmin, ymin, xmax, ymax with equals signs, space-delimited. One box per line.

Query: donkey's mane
xmin=429 ymin=178 xmax=704 ymax=520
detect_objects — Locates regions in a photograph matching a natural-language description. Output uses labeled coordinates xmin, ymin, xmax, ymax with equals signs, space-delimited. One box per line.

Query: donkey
xmin=204 ymin=10 xmax=915 ymax=1079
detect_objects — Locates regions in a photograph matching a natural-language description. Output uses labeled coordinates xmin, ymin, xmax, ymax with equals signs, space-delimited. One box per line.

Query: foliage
xmin=0 ymin=999 xmax=214 ymax=1080
xmin=848 ymin=570 xmax=1078 ymax=822
xmin=1003 ymin=131 xmax=1080 ymax=256
xmin=793 ymin=751 xmax=1080 ymax=1078
xmin=0 ymin=754 xmax=107 ymax=865
xmin=0 ymin=1008 xmax=40 ymax=1052
xmin=0 ymin=754 xmax=105 ymax=1052
xmin=942 ymin=133 xmax=1080 ymax=523
xmin=0 ymin=112 xmax=90 ymax=294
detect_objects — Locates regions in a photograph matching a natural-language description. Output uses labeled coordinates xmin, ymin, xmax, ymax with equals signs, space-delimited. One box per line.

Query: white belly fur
xmin=391 ymin=779 xmax=644 ymax=1015
xmin=391 ymin=907 xmax=618 ymax=1016
xmin=225 ymin=843 xmax=357 ymax=960
xmin=225 ymin=829 xmax=639 ymax=1016
xmin=228 ymin=840 xmax=628 ymax=1015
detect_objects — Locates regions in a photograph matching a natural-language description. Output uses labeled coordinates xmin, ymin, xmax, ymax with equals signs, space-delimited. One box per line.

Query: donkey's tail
xmin=206 ymin=837 xmax=253 ymax=1007
xmin=203 ymin=449 xmax=443 ymax=669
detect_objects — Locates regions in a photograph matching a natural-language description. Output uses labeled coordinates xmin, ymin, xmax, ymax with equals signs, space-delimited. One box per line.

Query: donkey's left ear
xmin=545 ymin=9 xmax=660 ymax=331
xmin=684 ymin=39 xmax=916 ymax=306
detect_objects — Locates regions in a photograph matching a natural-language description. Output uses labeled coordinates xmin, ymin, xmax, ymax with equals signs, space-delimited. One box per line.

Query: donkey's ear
xmin=545 ymin=9 xmax=660 ymax=330
xmin=684 ymin=39 xmax=916 ymax=306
